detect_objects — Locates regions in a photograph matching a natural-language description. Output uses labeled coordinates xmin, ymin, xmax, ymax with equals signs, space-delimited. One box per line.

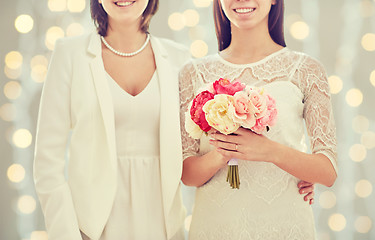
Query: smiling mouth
xmin=234 ymin=8 xmax=256 ymax=14
xmin=115 ymin=1 xmax=135 ymax=7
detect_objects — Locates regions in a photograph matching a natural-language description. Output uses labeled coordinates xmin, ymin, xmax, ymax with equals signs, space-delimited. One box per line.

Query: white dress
xmin=179 ymin=48 xmax=337 ymax=240
xmin=99 ymin=71 xmax=167 ymax=240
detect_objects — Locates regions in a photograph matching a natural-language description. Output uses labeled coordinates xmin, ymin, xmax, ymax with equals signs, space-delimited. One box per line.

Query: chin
xmin=232 ymin=21 xmax=259 ymax=30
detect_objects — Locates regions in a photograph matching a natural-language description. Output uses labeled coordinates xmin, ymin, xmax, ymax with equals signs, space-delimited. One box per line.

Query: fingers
xmin=299 ymin=185 xmax=314 ymax=195
xmin=298 ymin=181 xmax=315 ymax=205
xmin=210 ymin=132 xmax=238 ymax=143
xmin=216 ymin=148 xmax=244 ymax=159
xmin=298 ymin=180 xmax=314 ymax=189
xmin=209 ymin=139 xmax=238 ymax=151
xmin=303 ymin=192 xmax=314 ymax=205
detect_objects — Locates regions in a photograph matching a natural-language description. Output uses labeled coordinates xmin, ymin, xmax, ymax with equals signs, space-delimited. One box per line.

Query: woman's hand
xmin=209 ymin=127 xmax=276 ymax=163
xmin=298 ymin=180 xmax=315 ymax=205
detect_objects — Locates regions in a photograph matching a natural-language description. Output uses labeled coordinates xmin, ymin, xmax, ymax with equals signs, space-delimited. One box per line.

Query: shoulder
xmin=53 ymin=32 xmax=92 ymax=53
xmin=288 ymin=50 xmax=327 ymax=74
xmin=180 ymin=54 xmax=218 ymax=73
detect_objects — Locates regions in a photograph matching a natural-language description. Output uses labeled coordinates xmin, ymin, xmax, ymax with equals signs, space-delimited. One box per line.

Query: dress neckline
xmin=106 ymin=70 xmax=157 ymax=98
xmin=216 ymin=47 xmax=288 ymax=68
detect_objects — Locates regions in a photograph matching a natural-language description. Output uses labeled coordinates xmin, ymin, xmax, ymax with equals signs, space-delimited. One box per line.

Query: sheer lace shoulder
xmin=179 ymin=60 xmax=201 ymax=160
xmin=292 ymin=54 xmax=338 ymax=173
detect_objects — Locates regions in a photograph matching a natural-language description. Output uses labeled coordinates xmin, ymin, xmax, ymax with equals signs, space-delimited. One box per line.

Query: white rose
xmin=185 ymin=111 xmax=204 ymax=139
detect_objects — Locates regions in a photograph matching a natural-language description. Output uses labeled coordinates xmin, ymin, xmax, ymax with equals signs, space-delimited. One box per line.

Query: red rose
xmin=213 ymin=78 xmax=245 ymax=96
xmin=190 ymin=91 xmax=214 ymax=132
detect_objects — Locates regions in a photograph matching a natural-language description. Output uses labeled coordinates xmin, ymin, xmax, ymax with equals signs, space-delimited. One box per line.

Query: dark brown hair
xmin=214 ymin=0 xmax=286 ymax=51
xmin=90 ymin=0 xmax=159 ymax=36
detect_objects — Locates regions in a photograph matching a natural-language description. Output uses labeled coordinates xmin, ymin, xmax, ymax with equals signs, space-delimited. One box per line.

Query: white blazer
xmin=33 ymin=32 xmax=191 ymax=240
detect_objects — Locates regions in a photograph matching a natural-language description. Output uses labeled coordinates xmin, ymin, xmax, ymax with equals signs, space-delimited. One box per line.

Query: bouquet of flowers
xmin=185 ymin=78 xmax=277 ymax=189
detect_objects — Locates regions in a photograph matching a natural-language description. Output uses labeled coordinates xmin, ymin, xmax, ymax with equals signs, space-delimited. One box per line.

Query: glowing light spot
xmin=361 ymin=33 xmax=375 ymax=51
xmin=5 ymin=51 xmax=23 ymax=70
xmin=4 ymin=81 xmax=22 ymax=100
xmin=355 ymin=179 xmax=372 ymax=198
xmin=0 ymin=103 xmax=16 ymax=122
xmin=319 ymin=191 xmax=336 ymax=209
xmin=31 ymin=55 xmax=48 ymax=68
xmin=189 ymin=25 xmax=206 ymax=40
xmin=328 ymin=214 xmax=346 ymax=232
xmin=355 ymin=216 xmax=372 ymax=233
xmin=12 ymin=128 xmax=32 ymax=149
xmin=48 ymin=0 xmax=67 ymax=12
xmin=4 ymin=66 xmax=22 ymax=79
xmin=66 ymin=23 xmax=84 ymax=37
xmin=193 ymin=0 xmax=212 ymax=8
xmin=349 ymin=144 xmax=367 ymax=162
xmin=7 ymin=164 xmax=25 ymax=183
xmin=183 ymin=9 xmax=200 ymax=27
xmin=328 ymin=75 xmax=343 ymax=94
xmin=15 ymin=15 xmax=34 ymax=34
xmin=168 ymin=12 xmax=185 ymax=31
xmin=345 ymin=88 xmax=363 ymax=107
xmin=45 ymin=26 xmax=65 ymax=50
xmin=352 ymin=115 xmax=369 ymax=133
xmin=290 ymin=21 xmax=309 ymax=40
xmin=18 ymin=195 xmax=36 ymax=214
xmin=361 ymin=131 xmax=375 ymax=149
xmin=370 ymin=70 xmax=375 ymax=87
xmin=67 ymin=0 xmax=86 ymax=12
xmin=32 ymin=65 xmax=48 ymax=83
xmin=31 ymin=55 xmax=49 ymax=83
xmin=190 ymin=40 xmax=208 ymax=58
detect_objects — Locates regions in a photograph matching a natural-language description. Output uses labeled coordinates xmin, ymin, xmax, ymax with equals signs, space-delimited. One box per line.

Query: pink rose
xmin=249 ymin=89 xmax=267 ymax=119
xmin=267 ymin=108 xmax=278 ymax=126
xmin=190 ymin=91 xmax=215 ymax=132
xmin=250 ymin=94 xmax=278 ymax=133
xmin=213 ymin=78 xmax=246 ymax=96
xmin=266 ymin=94 xmax=276 ymax=110
xmin=230 ymin=91 xmax=256 ymax=128
xmin=251 ymin=119 xmax=267 ymax=134
xmin=265 ymin=94 xmax=277 ymax=126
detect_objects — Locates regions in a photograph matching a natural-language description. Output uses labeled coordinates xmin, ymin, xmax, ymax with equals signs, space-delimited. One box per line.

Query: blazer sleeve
xmin=33 ymin=39 xmax=82 ymax=240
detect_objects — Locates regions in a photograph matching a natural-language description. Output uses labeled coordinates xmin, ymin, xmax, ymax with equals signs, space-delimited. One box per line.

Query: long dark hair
xmin=214 ymin=0 xmax=286 ymax=51
xmin=90 ymin=0 xmax=159 ymax=36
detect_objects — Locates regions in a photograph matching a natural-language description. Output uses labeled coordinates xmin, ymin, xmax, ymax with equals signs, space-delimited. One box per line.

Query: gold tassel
xmin=226 ymin=165 xmax=240 ymax=189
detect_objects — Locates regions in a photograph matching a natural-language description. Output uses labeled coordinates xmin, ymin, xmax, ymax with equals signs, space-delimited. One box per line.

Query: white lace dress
xmin=179 ymin=48 xmax=337 ymax=240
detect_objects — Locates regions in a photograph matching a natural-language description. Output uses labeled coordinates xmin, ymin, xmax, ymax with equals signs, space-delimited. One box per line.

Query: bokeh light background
xmin=1 ymin=0 xmax=374 ymax=239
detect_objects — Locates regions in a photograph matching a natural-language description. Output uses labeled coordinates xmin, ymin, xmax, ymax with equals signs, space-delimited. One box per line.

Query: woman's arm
xmin=210 ymin=129 xmax=336 ymax=187
xmin=34 ymin=39 xmax=82 ymax=239
xmin=182 ymin=150 xmax=229 ymax=187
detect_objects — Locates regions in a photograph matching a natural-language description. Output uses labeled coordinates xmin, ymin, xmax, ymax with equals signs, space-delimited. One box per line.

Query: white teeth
xmin=235 ymin=8 xmax=255 ymax=13
xmin=116 ymin=1 xmax=134 ymax=6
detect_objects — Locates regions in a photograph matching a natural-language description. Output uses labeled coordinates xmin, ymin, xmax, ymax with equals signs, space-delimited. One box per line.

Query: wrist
xmin=211 ymin=150 xmax=229 ymax=168
xmin=268 ymin=140 xmax=285 ymax=165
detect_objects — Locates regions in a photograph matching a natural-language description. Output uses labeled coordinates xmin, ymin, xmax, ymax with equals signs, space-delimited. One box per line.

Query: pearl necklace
xmin=100 ymin=34 xmax=150 ymax=57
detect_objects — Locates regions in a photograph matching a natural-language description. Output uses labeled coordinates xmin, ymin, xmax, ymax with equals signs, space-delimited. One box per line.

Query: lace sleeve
xmin=179 ymin=61 xmax=201 ymax=160
xmin=296 ymin=56 xmax=338 ymax=174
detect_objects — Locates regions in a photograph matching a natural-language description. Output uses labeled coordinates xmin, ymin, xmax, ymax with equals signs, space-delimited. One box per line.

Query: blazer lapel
xmin=151 ymin=36 xmax=183 ymax=223
xmin=87 ymin=33 xmax=117 ymax=171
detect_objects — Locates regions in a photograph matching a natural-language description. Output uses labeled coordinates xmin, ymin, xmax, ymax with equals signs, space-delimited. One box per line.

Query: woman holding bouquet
xmin=179 ymin=0 xmax=337 ymax=239
xmin=33 ymin=0 xmax=190 ymax=239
